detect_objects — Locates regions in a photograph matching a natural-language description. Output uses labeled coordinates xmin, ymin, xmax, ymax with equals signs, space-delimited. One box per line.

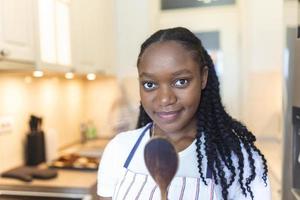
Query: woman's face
xmin=138 ymin=41 xmax=208 ymax=134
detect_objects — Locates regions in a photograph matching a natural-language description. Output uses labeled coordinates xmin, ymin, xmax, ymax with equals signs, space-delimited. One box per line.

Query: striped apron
xmin=112 ymin=124 xmax=217 ymax=200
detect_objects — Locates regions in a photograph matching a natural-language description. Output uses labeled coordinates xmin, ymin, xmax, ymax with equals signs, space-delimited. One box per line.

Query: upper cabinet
xmin=37 ymin=0 xmax=72 ymax=70
xmin=0 ymin=0 xmax=72 ymax=70
xmin=0 ymin=0 xmax=35 ymax=62
xmin=0 ymin=0 xmax=116 ymax=74
xmin=70 ymin=0 xmax=116 ymax=75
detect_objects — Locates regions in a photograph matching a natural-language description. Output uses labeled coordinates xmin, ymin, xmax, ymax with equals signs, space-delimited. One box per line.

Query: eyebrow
xmin=139 ymin=69 xmax=193 ymax=78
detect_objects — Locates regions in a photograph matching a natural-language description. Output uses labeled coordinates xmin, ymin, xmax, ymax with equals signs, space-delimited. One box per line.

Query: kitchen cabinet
xmin=0 ymin=0 xmax=116 ymax=74
xmin=0 ymin=0 xmax=35 ymax=63
xmin=0 ymin=0 xmax=72 ymax=71
xmin=37 ymin=0 xmax=72 ymax=70
xmin=70 ymin=0 xmax=116 ymax=75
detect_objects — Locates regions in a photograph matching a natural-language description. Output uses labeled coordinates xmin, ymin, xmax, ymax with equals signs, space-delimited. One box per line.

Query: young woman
xmin=97 ymin=27 xmax=271 ymax=200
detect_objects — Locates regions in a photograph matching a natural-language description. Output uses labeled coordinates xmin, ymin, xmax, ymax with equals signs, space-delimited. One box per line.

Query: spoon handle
xmin=160 ymin=189 xmax=167 ymax=200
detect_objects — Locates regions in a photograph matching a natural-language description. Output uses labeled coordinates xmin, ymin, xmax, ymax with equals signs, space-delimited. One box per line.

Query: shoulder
xmin=108 ymin=125 xmax=148 ymax=147
xmin=98 ymin=124 xmax=150 ymax=173
xmin=102 ymin=124 xmax=150 ymax=157
xmin=97 ymin=126 xmax=149 ymax=197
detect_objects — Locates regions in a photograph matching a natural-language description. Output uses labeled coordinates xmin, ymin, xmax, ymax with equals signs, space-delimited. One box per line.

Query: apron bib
xmin=113 ymin=124 xmax=216 ymax=200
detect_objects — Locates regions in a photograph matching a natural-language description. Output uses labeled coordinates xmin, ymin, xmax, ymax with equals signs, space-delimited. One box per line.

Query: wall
xmin=115 ymin=0 xmax=152 ymax=78
xmin=244 ymin=70 xmax=283 ymax=137
xmin=83 ymin=77 xmax=123 ymax=138
xmin=239 ymin=0 xmax=284 ymax=139
xmin=0 ymin=73 xmax=121 ymax=172
xmin=70 ymin=0 xmax=117 ymax=75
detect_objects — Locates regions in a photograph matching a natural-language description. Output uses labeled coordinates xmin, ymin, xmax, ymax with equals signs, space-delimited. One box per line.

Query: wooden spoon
xmin=144 ymin=136 xmax=179 ymax=200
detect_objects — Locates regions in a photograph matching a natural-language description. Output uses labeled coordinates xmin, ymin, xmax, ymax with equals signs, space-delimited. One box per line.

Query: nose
xmin=156 ymin=85 xmax=177 ymax=107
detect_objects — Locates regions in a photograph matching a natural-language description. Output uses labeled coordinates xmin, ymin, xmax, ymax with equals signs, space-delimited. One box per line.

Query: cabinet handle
xmin=0 ymin=49 xmax=10 ymax=57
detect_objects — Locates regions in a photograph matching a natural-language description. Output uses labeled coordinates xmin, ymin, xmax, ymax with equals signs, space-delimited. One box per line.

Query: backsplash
xmin=0 ymin=72 xmax=139 ymax=172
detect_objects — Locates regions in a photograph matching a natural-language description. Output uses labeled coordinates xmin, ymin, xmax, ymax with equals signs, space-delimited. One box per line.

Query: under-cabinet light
xmin=86 ymin=73 xmax=96 ymax=81
xmin=65 ymin=72 xmax=74 ymax=79
xmin=33 ymin=70 xmax=44 ymax=78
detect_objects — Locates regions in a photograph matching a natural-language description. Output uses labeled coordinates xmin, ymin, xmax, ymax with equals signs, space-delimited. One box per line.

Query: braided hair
xmin=136 ymin=27 xmax=268 ymax=200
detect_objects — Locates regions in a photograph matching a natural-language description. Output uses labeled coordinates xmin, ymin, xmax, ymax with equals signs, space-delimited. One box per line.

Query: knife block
xmin=25 ymin=131 xmax=46 ymax=166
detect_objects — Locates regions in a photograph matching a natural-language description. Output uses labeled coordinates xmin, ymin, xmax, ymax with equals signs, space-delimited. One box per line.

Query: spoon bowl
xmin=144 ymin=136 xmax=178 ymax=200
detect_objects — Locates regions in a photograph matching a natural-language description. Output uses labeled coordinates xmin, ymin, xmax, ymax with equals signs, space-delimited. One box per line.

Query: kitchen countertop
xmin=0 ymin=138 xmax=110 ymax=199
xmin=0 ymin=169 xmax=97 ymax=194
xmin=60 ymin=138 xmax=110 ymax=156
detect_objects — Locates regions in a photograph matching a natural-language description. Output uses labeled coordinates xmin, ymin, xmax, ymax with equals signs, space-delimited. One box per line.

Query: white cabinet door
xmin=0 ymin=0 xmax=35 ymax=62
xmin=71 ymin=0 xmax=115 ymax=74
xmin=37 ymin=0 xmax=72 ymax=69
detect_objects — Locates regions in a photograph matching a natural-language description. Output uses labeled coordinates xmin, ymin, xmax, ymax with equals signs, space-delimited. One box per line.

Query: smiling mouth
xmin=156 ymin=110 xmax=181 ymax=121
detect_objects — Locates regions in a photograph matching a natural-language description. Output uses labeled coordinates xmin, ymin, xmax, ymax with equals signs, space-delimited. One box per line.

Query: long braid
xmin=195 ymin=131 xmax=207 ymax=185
xmin=136 ymin=27 xmax=268 ymax=200
xmin=200 ymin=48 xmax=256 ymax=199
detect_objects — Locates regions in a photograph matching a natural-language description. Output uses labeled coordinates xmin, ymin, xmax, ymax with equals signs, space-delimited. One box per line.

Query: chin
xmin=154 ymin=120 xmax=184 ymax=133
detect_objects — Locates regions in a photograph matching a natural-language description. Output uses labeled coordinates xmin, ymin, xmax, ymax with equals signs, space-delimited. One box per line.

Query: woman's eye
xmin=174 ymin=79 xmax=189 ymax=88
xmin=143 ymin=81 xmax=157 ymax=90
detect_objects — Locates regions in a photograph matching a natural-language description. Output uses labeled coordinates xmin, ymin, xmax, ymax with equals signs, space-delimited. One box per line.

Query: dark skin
xmin=138 ymin=41 xmax=208 ymax=152
xmin=98 ymin=41 xmax=208 ymax=199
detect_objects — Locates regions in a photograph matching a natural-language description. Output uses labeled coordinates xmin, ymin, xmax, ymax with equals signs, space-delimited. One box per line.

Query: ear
xmin=201 ymin=66 xmax=209 ymax=90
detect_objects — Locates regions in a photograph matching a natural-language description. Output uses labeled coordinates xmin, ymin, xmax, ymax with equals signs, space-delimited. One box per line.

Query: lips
xmin=156 ymin=110 xmax=181 ymax=122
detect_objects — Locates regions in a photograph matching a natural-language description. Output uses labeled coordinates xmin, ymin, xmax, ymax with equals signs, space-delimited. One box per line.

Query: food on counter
xmin=49 ymin=153 xmax=99 ymax=170
xmin=86 ymin=162 xmax=97 ymax=169
xmin=52 ymin=161 xmax=64 ymax=167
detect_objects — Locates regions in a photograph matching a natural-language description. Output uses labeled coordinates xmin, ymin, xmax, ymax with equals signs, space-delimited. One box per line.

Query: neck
xmin=152 ymin=121 xmax=197 ymax=152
